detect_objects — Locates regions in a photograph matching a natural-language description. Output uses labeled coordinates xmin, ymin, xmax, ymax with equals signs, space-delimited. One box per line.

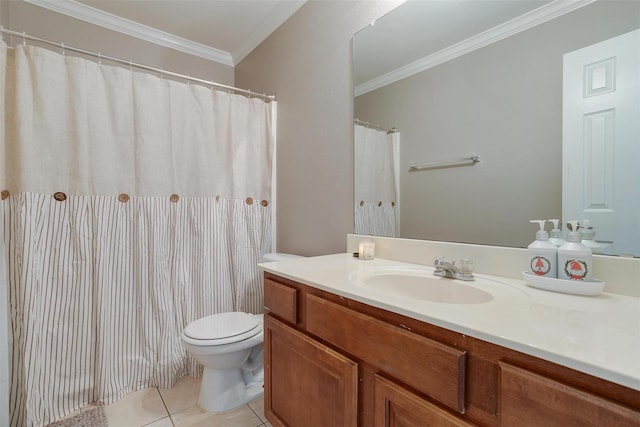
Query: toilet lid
xmin=184 ymin=312 xmax=260 ymax=342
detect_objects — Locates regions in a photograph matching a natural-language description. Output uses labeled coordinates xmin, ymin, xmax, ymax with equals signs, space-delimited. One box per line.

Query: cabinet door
xmin=499 ymin=362 xmax=640 ymax=426
xmin=264 ymin=315 xmax=358 ymax=427
xmin=374 ymin=375 xmax=475 ymax=427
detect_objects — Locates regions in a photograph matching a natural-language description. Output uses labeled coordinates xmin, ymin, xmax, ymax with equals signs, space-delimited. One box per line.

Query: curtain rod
xmin=0 ymin=27 xmax=276 ymax=102
xmin=354 ymin=119 xmax=397 ymax=134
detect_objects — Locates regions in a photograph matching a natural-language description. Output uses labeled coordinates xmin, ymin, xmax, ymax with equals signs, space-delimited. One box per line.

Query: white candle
xmin=358 ymin=240 xmax=375 ymax=260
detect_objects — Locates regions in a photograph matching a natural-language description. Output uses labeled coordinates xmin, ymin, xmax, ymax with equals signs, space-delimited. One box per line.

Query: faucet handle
xmin=434 ymin=256 xmax=456 ymax=268
xmin=433 ymin=256 xmax=475 ymax=281
xmin=458 ymin=259 xmax=474 ymax=280
xmin=434 ymin=256 xmax=447 ymax=266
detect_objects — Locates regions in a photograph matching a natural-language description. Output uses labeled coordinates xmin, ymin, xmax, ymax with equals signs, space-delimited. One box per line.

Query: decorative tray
xmin=522 ymin=272 xmax=605 ymax=296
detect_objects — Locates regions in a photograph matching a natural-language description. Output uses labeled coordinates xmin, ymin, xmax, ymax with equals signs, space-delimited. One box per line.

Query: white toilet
xmin=181 ymin=252 xmax=302 ymax=413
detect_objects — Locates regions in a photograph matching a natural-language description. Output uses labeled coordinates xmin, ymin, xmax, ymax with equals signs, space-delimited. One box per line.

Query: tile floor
xmin=75 ymin=376 xmax=273 ymax=427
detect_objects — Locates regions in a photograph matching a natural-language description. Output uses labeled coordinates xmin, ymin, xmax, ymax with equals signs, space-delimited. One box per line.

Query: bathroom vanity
xmin=260 ymin=254 xmax=640 ymax=427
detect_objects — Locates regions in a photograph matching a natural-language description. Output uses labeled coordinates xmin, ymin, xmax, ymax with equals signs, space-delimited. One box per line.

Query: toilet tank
xmin=261 ymin=253 xmax=303 ymax=263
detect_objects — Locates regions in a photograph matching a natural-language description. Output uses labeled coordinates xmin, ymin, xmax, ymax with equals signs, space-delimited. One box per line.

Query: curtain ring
xmin=391 ymin=201 xmax=395 ymax=207
xmin=245 ymin=197 xmax=253 ymax=205
xmin=1 ymin=190 xmax=9 ymax=200
xmin=118 ymin=193 xmax=130 ymax=203
xmin=53 ymin=192 xmax=67 ymax=202
xmin=215 ymin=195 xmax=220 ymax=203
xmin=261 ymin=200 xmax=269 ymax=207
xmin=170 ymin=194 xmax=180 ymax=203
xmin=378 ymin=201 xmax=382 ymax=207
xmin=360 ymin=201 xmax=365 ymax=207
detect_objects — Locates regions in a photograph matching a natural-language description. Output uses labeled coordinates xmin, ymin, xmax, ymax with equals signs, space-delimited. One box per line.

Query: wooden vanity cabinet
xmin=374 ymin=375 xmax=475 ymax=427
xmin=263 ymin=273 xmax=640 ymax=427
xmin=265 ymin=316 xmax=358 ymax=427
xmin=305 ymin=294 xmax=466 ymax=414
xmin=264 ymin=277 xmax=358 ymax=427
xmin=499 ymin=362 xmax=640 ymax=426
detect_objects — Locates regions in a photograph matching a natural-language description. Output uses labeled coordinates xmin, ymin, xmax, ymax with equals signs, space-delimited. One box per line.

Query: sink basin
xmin=349 ymin=266 xmax=503 ymax=304
xmin=363 ymin=274 xmax=493 ymax=304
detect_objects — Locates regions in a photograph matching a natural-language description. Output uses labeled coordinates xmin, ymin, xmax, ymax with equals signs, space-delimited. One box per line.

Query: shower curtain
xmin=0 ymin=42 xmax=275 ymax=426
xmin=354 ymin=124 xmax=400 ymax=237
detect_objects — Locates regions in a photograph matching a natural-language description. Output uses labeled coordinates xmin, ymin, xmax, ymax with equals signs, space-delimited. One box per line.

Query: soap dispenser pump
xmin=528 ymin=220 xmax=557 ymax=278
xmin=548 ymin=219 xmax=567 ymax=247
xmin=558 ymin=220 xmax=592 ymax=281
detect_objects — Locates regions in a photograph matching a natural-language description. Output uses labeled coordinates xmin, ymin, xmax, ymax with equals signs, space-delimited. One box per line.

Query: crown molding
xmin=24 ymin=0 xmax=234 ymax=66
xmin=355 ymin=0 xmax=596 ymax=97
xmin=233 ymin=0 xmax=306 ymax=65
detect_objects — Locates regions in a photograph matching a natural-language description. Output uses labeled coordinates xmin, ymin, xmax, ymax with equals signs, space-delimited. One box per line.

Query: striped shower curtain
xmin=0 ymin=42 xmax=275 ymax=426
xmin=354 ymin=124 xmax=400 ymax=237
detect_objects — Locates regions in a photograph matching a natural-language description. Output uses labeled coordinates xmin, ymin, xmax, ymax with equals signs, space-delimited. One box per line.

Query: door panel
xmin=563 ymin=29 xmax=640 ymax=255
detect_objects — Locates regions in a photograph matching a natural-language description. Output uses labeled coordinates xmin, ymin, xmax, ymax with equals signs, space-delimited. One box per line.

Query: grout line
xmin=154 ymin=387 xmax=176 ymax=427
xmin=248 ymin=402 xmax=261 ymax=419
xmin=167 ymin=412 xmax=177 ymax=426
xmin=248 ymin=401 xmax=268 ymax=426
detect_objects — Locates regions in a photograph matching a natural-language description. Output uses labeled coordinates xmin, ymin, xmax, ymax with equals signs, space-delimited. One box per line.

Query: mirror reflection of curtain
xmin=354 ymin=124 xmax=399 ymax=237
xmin=0 ymin=42 xmax=275 ymax=425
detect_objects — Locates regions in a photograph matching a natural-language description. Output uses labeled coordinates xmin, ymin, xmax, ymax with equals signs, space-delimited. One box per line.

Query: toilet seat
xmin=184 ymin=312 xmax=261 ymax=346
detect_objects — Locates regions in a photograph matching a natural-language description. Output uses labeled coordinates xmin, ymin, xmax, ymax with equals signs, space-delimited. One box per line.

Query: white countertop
xmin=260 ymin=253 xmax=640 ymax=391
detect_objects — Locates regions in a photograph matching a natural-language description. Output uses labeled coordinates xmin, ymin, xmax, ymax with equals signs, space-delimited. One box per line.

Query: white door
xmin=563 ymin=29 xmax=640 ymax=256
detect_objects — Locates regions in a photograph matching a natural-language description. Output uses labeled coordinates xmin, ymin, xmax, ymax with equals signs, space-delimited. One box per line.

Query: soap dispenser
xmin=528 ymin=220 xmax=557 ymax=277
xmin=579 ymin=219 xmax=605 ymax=254
xmin=548 ymin=219 xmax=567 ymax=247
xmin=558 ymin=220 xmax=592 ymax=281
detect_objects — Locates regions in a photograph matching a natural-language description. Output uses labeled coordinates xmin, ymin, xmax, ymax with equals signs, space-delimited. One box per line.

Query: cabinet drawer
xmin=306 ymin=294 xmax=466 ymax=413
xmin=499 ymin=362 xmax=640 ymax=426
xmin=264 ymin=278 xmax=298 ymax=324
xmin=374 ymin=374 xmax=475 ymax=427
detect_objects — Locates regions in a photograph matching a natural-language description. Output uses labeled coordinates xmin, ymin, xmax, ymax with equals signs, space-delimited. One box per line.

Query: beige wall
xmin=236 ymin=1 xmax=402 ymax=256
xmin=1 ymin=0 xmax=233 ymax=84
xmin=0 ymin=1 xmax=8 ymax=28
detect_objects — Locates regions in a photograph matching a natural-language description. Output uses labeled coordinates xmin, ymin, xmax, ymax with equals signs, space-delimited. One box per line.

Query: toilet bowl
xmin=182 ymin=312 xmax=264 ymax=413
xmin=182 ymin=252 xmax=302 ymax=413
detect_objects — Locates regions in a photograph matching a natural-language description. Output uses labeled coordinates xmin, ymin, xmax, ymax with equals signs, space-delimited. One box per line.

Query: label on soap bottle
xmin=560 ymin=258 xmax=589 ymax=280
xmin=530 ymin=256 xmax=552 ymax=276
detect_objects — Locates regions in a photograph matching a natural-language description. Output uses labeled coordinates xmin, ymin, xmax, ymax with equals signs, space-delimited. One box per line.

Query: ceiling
xmin=25 ymin=0 xmax=307 ymax=66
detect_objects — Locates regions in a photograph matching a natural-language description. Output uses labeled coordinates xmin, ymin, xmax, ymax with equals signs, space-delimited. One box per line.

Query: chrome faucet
xmin=433 ymin=257 xmax=474 ymax=281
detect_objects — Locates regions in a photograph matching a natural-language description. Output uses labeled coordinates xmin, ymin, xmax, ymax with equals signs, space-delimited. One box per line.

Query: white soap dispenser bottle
xmin=548 ymin=219 xmax=567 ymax=247
xmin=579 ymin=219 xmax=605 ymax=254
xmin=528 ymin=220 xmax=557 ymax=278
xmin=558 ymin=220 xmax=593 ymax=281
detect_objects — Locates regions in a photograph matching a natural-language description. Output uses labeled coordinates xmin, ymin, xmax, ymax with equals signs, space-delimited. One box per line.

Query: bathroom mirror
xmin=353 ymin=0 xmax=640 ymax=257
